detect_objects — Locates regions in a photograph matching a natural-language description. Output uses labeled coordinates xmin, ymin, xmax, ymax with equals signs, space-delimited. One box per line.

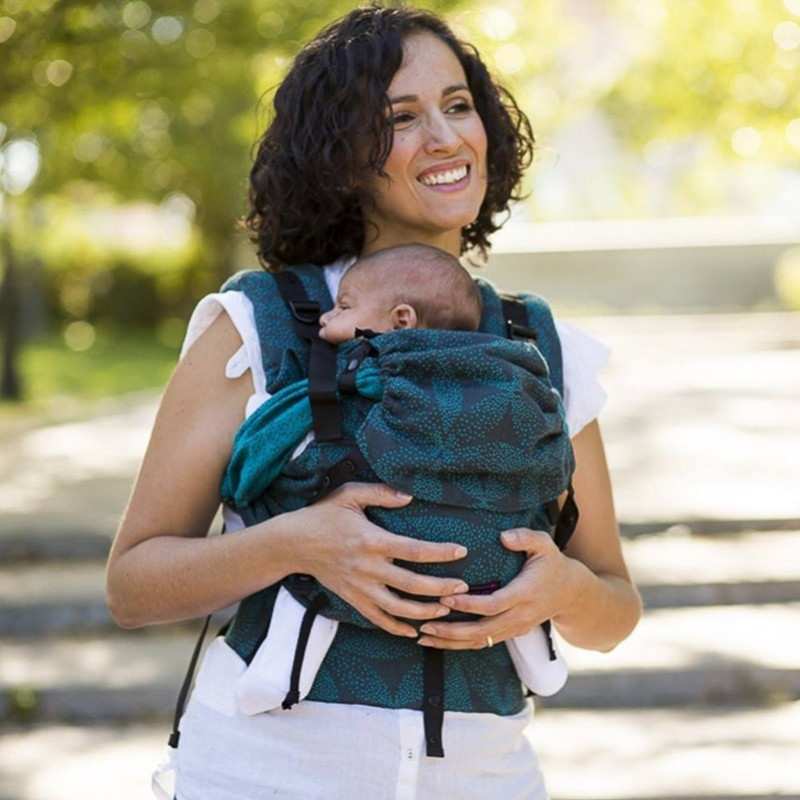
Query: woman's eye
xmin=391 ymin=111 xmax=415 ymax=127
xmin=446 ymin=100 xmax=473 ymax=115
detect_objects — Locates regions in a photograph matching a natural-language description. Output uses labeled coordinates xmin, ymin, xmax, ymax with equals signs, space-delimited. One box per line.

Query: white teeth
xmin=419 ymin=165 xmax=468 ymax=186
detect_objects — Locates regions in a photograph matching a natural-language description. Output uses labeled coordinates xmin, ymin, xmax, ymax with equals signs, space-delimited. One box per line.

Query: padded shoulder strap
xmin=221 ymin=265 xmax=333 ymax=394
xmin=474 ymin=277 xmax=564 ymax=396
xmin=475 ymin=277 xmax=577 ymax=550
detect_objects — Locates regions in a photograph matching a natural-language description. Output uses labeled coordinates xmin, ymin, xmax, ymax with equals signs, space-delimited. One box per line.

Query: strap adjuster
xmin=289 ymin=300 xmax=320 ymax=325
xmin=506 ymin=320 xmax=539 ymax=342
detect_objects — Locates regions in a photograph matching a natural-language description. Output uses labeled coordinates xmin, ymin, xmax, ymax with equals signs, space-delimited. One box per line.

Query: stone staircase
xmin=1 ymin=521 xmax=799 ymax=800
xmin=2 ymin=311 xmax=799 ymax=799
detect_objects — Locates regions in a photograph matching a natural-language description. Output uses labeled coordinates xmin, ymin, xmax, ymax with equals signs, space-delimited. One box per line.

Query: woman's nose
xmin=424 ymin=112 xmax=460 ymax=154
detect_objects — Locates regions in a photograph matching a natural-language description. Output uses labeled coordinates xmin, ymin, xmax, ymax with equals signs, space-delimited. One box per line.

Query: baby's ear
xmin=391 ymin=304 xmax=418 ymax=330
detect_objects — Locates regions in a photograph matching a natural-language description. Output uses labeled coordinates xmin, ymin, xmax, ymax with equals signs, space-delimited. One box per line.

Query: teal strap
xmin=222 ymin=364 xmax=383 ymax=509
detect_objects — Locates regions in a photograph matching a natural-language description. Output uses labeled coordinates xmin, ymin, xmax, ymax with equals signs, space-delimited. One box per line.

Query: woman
xmin=106 ymin=5 xmax=642 ymax=799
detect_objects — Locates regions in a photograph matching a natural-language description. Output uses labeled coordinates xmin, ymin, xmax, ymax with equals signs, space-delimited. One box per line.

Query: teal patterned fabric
xmin=219 ymin=267 xmax=573 ymax=716
xmin=356 ymin=329 xmax=571 ymax=510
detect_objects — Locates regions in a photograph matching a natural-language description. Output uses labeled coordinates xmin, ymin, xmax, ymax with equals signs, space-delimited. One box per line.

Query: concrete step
xmin=1 ymin=704 xmax=798 ymax=800
xmin=2 ymin=603 xmax=798 ymax=722
xmin=0 ymin=530 xmax=112 ymax=562
xmin=621 ymin=527 xmax=800 ymax=608
xmin=547 ymin=602 xmax=800 ymax=708
xmin=0 ymin=560 xmax=231 ymax=638
xmin=4 ymin=528 xmax=800 ymax=637
xmin=530 ymin=702 xmax=800 ymax=800
xmin=0 ymin=562 xmax=113 ymax=636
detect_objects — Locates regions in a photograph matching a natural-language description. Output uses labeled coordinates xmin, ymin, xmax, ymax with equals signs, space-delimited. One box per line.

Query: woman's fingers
xmin=333 ymin=482 xmax=469 ymax=565
xmin=416 ymin=616 xmax=514 ymax=650
xmin=500 ymin=526 xmax=556 ymax=556
xmin=355 ymin=602 xmax=420 ymax=639
xmin=382 ymin=560 xmax=468 ymax=597
xmin=296 ymin=482 xmax=472 ymax=634
xmin=414 ymin=527 xmax=568 ymax=650
xmin=334 ymin=481 xmax=415 ymax=512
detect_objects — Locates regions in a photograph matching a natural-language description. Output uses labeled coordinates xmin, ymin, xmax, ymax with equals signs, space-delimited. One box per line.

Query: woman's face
xmin=358 ymin=32 xmax=488 ymax=257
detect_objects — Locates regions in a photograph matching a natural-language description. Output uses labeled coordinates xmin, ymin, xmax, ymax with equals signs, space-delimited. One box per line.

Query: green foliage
xmin=0 ymin=0 xmax=468 ymax=256
xmin=600 ymin=0 xmax=800 ymax=162
xmin=0 ymin=0 xmax=473 ymax=321
xmin=2 ymin=0 xmax=798 ymax=335
xmin=32 ymin=193 xmax=210 ymax=324
xmin=1 ymin=324 xmax=180 ymax=414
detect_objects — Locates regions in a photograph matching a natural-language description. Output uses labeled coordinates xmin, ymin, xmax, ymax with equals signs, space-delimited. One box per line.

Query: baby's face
xmin=318 ymin=270 xmax=393 ymax=343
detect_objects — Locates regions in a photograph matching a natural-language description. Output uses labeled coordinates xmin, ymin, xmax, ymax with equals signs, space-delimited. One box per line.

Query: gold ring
xmin=485 ymin=635 xmax=494 ymax=648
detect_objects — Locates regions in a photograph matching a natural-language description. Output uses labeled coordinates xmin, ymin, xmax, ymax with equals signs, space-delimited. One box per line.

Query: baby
xmin=318 ymin=242 xmax=483 ymax=343
xmin=230 ymin=242 xmax=570 ymax=716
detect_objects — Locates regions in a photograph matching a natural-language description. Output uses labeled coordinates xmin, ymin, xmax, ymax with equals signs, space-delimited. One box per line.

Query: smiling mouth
xmin=418 ymin=165 xmax=469 ymax=187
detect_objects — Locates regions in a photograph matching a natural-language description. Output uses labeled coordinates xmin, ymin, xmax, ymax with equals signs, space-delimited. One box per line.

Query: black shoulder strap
xmin=273 ymin=271 xmax=342 ymax=442
xmin=501 ymin=292 xmax=579 ymax=551
xmin=168 ymin=613 xmax=231 ymax=749
xmin=501 ymin=294 xmax=540 ymax=344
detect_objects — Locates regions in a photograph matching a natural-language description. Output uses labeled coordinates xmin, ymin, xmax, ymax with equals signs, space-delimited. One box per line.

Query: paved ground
xmin=0 ymin=314 xmax=800 ymax=536
xmin=2 ymin=311 xmax=799 ymax=542
xmin=1 ymin=310 xmax=799 ymax=800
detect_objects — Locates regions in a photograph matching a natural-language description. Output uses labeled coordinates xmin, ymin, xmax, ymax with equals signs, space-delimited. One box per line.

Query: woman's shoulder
xmin=178 ymin=258 xmax=355 ymax=414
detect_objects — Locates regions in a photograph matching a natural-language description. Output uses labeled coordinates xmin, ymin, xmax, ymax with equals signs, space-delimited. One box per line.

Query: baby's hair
xmin=351 ymin=244 xmax=482 ymax=331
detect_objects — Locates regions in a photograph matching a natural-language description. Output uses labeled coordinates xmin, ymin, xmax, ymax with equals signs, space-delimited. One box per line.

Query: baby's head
xmin=319 ymin=243 xmax=483 ymax=344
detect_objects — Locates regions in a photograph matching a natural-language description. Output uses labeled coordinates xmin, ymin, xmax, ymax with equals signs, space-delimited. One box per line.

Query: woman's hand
xmin=288 ymin=482 xmax=470 ymax=638
xmin=416 ymin=421 xmax=642 ymax=653
xmin=415 ymin=528 xmax=573 ymax=650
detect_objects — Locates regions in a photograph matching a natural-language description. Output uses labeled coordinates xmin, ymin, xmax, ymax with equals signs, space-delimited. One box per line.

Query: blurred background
xmin=1 ymin=1 xmax=799 ymax=799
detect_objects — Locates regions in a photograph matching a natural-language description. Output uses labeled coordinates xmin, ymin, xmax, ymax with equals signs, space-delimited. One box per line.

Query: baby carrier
xmin=172 ymin=264 xmax=579 ymax=759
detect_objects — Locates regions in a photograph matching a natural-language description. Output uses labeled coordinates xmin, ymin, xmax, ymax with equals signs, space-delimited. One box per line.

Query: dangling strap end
xmin=422 ymin=648 xmax=445 ymax=758
xmin=541 ymin=619 xmax=557 ymax=661
xmin=281 ymin=690 xmax=300 ymax=710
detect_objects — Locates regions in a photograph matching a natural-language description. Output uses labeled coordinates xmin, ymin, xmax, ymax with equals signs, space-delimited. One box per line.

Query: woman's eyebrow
xmin=389 ymin=83 xmax=470 ymax=104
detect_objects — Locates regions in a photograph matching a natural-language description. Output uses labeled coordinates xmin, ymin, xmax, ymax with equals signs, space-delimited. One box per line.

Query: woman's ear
xmin=391 ymin=304 xmax=418 ymax=330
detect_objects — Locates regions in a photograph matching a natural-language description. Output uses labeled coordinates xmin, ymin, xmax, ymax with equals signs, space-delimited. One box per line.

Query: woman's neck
xmin=360 ymin=229 xmax=462 ymax=258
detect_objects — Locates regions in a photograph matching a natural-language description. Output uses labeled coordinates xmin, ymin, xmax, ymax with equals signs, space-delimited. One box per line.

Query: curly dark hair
xmin=246 ymin=3 xmax=534 ymax=271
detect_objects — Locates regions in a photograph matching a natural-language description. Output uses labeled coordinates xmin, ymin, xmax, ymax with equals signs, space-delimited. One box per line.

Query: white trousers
xmin=168 ymin=638 xmax=550 ymax=800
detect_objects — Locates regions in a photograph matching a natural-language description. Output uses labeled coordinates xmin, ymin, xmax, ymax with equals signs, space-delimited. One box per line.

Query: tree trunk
xmin=0 ymin=232 xmax=22 ymax=400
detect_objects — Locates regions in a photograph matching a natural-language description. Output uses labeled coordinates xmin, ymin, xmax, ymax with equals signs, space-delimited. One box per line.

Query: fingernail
xmin=396 ymin=491 xmax=413 ymax=500
xmin=417 ymin=637 xmax=432 ymax=647
xmin=420 ymin=624 xmax=436 ymax=635
xmin=501 ymin=530 xmax=518 ymax=544
xmin=435 ymin=606 xmax=450 ymax=617
xmin=454 ymin=545 xmax=467 ymax=558
xmin=441 ymin=596 xmax=455 ymax=607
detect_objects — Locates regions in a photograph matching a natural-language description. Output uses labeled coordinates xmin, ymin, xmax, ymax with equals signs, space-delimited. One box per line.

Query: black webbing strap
xmin=167 ymin=614 xmax=210 ymax=748
xmin=422 ymin=648 xmax=445 ymax=757
xmin=501 ymin=295 xmax=539 ymax=342
xmin=502 ymin=293 xmax=579 ymax=552
xmin=503 ymin=291 xmax=579 ymax=678
xmin=540 ymin=620 xmax=558 ymax=661
xmin=168 ymin=613 xmax=231 ymax=748
xmin=273 ymin=270 xmax=342 ymax=441
xmin=554 ymin=482 xmax=579 ymax=551
xmin=282 ymin=593 xmax=330 ymax=710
